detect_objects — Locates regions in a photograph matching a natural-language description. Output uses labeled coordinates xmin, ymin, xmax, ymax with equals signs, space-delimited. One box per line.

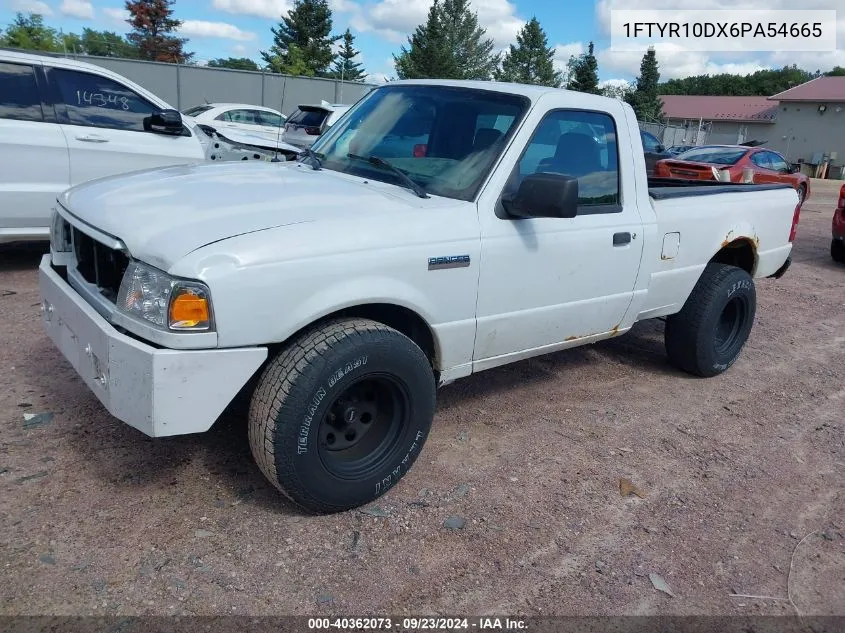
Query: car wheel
xmin=248 ymin=318 xmax=436 ymax=514
xmin=832 ymin=239 xmax=845 ymax=264
xmin=665 ymin=263 xmax=756 ymax=377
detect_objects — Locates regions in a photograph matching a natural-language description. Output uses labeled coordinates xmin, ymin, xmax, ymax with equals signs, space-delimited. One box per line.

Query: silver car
xmin=282 ymin=102 xmax=350 ymax=149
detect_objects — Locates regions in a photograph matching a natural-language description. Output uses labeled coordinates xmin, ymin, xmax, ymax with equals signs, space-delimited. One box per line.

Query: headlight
xmin=50 ymin=209 xmax=71 ymax=253
xmin=116 ymin=261 xmax=213 ymax=332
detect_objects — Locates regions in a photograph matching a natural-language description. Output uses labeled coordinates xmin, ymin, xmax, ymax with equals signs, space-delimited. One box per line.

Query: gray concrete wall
xmin=26 ymin=51 xmax=378 ymax=116
xmin=767 ymin=101 xmax=845 ymax=165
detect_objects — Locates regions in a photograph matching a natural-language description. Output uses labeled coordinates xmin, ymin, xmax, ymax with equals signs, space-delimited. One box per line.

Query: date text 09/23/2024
xmin=307 ymin=617 xmax=528 ymax=630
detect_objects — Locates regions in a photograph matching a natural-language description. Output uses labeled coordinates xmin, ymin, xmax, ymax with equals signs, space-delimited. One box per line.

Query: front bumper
xmin=38 ymin=255 xmax=267 ymax=437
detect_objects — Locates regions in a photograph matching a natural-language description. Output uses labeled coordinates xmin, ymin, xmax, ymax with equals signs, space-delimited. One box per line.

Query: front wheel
xmin=665 ymin=263 xmax=757 ymax=377
xmin=248 ymin=318 xmax=436 ymax=514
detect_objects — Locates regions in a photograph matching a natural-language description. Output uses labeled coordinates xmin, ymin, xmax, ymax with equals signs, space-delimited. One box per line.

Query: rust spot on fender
xmin=610 ymin=325 xmax=620 ymax=336
xmin=565 ymin=336 xmax=580 ymax=342
xmin=752 ymin=235 xmax=760 ymax=249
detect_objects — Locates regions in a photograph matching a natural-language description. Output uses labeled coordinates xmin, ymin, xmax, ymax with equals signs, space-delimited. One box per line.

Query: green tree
xmin=658 ymin=65 xmax=817 ymax=96
xmin=207 ymin=57 xmax=260 ymax=71
xmin=601 ymin=80 xmax=633 ymax=101
xmin=81 ymin=28 xmax=139 ymax=57
xmin=495 ymin=17 xmax=561 ymax=87
xmin=394 ymin=0 xmax=456 ymax=79
xmin=329 ymin=28 xmax=366 ymax=81
xmin=394 ymin=0 xmax=499 ymax=80
xmin=627 ymin=47 xmax=664 ymax=121
xmin=260 ymin=0 xmax=338 ymax=76
xmin=125 ymin=0 xmax=192 ymax=63
xmin=827 ymin=66 xmax=845 ymax=76
xmin=0 ymin=13 xmax=61 ymax=52
xmin=566 ymin=41 xmax=599 ymax=94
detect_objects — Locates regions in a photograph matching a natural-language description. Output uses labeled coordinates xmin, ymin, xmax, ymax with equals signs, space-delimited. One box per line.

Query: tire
xmin=665 ymin=263 xmax=756 ymax=377
xmin=248 ymin=318 xmax=436 ymax=514
xmin=832 ymin=239 xmax=845 ymax=264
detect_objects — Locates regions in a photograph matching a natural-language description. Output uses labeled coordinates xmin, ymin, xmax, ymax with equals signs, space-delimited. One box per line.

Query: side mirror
xmin=790 ymin=164 xmax=801 ymax=173
xmin=502 ymin=173 xmax=579 ymax=219
xmin=143 ymin=109 xmax=184 ymax=135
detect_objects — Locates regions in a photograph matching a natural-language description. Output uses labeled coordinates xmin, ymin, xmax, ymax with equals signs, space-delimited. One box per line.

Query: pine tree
xmin=260 ymin=0 xmax=339 ymax=76
xmin=394 ymin=0 xmax=456 ymax=79
xmin=394 ymin=0 xmax=499 ymax=80
xmin=495 ymin=17 xmax=561 ymax=87
xmin=125 ymin=0 xmax=191 ymax=63
xmin=627 ymin=47 xmax=664 ymax=122
xmin=207 ymin=57 xmax=259 ymax=71
xmin=566 ymin=41 xmax=599 ymax=94
xmin=329 ymin=29 xmax=366 ymax=81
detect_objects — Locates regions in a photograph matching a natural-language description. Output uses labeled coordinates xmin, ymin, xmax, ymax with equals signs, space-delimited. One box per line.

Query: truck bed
xmin=647 ymin=177 xmax=794 ymax=200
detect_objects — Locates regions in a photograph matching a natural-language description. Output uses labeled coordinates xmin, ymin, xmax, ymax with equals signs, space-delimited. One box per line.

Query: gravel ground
xmin=0 ymin=180 xmax=842 ymax=618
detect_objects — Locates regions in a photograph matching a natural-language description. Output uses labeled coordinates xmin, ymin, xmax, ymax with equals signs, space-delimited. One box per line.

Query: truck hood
xmin=59 ymin=161 xmax=446 ymax=271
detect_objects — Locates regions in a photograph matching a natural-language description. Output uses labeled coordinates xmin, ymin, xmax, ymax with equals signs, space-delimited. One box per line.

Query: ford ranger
xmin=38 ymin=80 xmax=800 ymax=514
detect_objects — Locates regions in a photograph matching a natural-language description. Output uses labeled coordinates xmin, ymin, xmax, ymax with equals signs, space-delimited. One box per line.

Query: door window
xmin=53 ymin=68 xmax=157 ymax=131
xmin=219 ymin=109 xmax=262 ymax=125
xmin=258 ymin=111 xmax=284 ymax=127
xmin=640 ymin=130 xmax=661 ymax=152
xmin=767 ymin=152 xmax=789 ymax=172
xmin=750 ymin=152 xmax=772 ymax=169
xmin=0 ymin=62 xmax=43 ymax=122
xmin=509 ymin=110 xmax=620 ymax=209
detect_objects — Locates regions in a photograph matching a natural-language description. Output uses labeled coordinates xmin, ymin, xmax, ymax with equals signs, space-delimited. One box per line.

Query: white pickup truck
xmin=38 ymin=79 xmax=799 ymax=514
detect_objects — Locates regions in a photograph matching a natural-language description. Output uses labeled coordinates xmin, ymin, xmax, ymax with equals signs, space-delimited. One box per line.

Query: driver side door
xmin=48 ymin=66 xmax=205 ymax=187
xmin=474 ymin=108 xmax=645 ymax=365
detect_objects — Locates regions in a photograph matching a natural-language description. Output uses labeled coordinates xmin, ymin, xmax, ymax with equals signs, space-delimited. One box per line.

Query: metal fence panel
xmin=3 ymin=49 xmax=378 ymax=116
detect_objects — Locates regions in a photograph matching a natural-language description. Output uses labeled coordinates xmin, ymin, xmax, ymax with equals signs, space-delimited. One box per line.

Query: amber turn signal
xmin=169 ymin=287 xmax=211 ymax=329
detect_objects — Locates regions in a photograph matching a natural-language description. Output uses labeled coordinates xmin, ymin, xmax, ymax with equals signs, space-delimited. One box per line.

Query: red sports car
xmin=654 ymin=145 xmax=811 ymax=205
xmin=832 ymin=183 xmax=845 ymax=264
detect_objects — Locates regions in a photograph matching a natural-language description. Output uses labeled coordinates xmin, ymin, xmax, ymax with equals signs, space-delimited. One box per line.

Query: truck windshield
xmin=310 ymin=85 xmax=530 ymax=202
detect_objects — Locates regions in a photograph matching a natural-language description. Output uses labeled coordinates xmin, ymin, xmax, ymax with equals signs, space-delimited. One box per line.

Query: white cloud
xmin=59 ymin=0 xmax=92 ymax=18
xmin=330 ymin=0 xmax=357 ymax=11
xmin=102 ymin=7 xmax=129 ymax=25
xmin=211 ymin=0 xmax=292 ymax=19
xmin=598 ymin=44 xmax=770 ymax=80
xmin=11 ymin=0 xmax=53 ymax=15
xmin=352 ymin=0 xmax=523 ymax=47
xmin=368 ymin=72 xmax=390 ymax=84
xmin=179 ymin=20 xmax=257 ymax=41
xmin=552 ymin=42 xmax=584 ymax=72
xmin=231 ymin=44 xmax=248 ymax=55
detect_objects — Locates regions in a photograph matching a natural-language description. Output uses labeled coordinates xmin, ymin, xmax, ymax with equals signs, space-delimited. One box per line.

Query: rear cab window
xmin=182 ymin=104 xmax=214 ymax=116
xmin=288 ymin=108 xmax=330 ymax=128
xmin=0 ymin=62 xmax=44 ymax=122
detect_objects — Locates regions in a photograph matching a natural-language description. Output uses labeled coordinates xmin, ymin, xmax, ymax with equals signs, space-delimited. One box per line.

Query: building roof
xmin=768 ymin=76 xmax=845 ymax=101
xmin=659 ymin=95 xmax=778 ymax=122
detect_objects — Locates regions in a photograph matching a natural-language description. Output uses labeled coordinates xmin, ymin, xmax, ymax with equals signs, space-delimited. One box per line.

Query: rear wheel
xmin=248 ymin=318 xmax=436 ymax=514
xmin=665 ymin=263 xmax=756 ymax=377
xmin=832 ymin=239 xmax=845 ymax=264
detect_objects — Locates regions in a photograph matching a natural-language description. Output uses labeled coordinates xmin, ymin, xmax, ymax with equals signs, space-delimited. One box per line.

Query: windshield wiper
xmin=347 ymin=153 xmax=429 ymax=199
xmin=300 ymin=147 xmax=323 ymax=170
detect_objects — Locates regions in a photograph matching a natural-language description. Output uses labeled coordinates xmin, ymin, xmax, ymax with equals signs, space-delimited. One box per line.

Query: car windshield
xmin=676 ymin=147 xmax=747 ymax=165
xmin=182 ymin=104 xmax=214 ymax=116
xmin=310 ymin=84 xmax=529 ymax=202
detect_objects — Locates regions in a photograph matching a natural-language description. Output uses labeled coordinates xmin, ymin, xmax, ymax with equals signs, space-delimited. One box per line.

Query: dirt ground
xmin=0 ymin=180 xmax=843 ymax=619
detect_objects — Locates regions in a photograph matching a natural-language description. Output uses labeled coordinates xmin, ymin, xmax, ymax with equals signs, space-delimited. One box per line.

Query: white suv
xmin=281 ymin=102 xmax=350 ymax=149
xmin=0 ymin=50 xmax=211 ymax=244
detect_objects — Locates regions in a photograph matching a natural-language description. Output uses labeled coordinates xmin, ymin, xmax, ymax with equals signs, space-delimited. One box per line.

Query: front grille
xmin=71 ymin=227 xmax=129 ymax=302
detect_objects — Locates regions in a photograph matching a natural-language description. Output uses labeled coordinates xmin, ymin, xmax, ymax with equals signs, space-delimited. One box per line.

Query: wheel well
xmin=710 ymin=239 xmax=756 ymax=274
xmin=333 ymin=304 xmax=437 ymax=364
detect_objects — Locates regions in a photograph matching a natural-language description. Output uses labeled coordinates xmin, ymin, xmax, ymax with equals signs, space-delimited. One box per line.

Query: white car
xmin=0 ymin=51 xmax=280 ymax=245
xmin=40 ymin=79 xmax=798 ymax=514
xmin=281 ymin=102 xmax=351 ymax=149
xmin=182 ymin=102 xmax=287 ymax=147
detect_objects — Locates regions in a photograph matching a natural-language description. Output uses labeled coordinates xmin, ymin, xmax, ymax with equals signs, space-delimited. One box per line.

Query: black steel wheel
xmin=248 ymin=318 xmax=436 ymax=514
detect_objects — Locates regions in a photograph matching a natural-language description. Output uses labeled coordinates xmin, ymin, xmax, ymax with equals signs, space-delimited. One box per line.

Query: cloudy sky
xmin=2 ymin=0 xmax=843 ymax=85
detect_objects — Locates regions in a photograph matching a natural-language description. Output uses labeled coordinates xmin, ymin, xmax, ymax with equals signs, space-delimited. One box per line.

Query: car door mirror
xmin=143 ymin=109 xmax=184 ymax=135
xmin=502 ymin=173 xmax=579 ymax=219
xmin=789 ymin=164 xmax=801 ymax=174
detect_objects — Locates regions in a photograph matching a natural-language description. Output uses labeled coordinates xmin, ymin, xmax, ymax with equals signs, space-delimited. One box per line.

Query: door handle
xmin=76 ymin=135 xmax=109 ymax=143
xmin=613 ymin=232 xmax=631 ymax=246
